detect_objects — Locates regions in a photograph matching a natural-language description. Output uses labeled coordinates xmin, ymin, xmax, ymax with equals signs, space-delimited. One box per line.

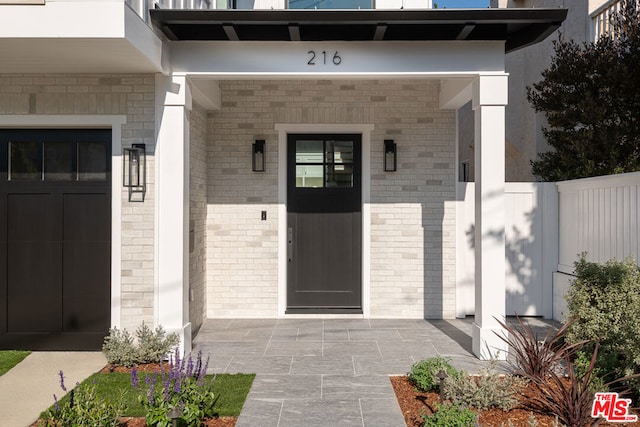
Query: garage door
xmin=0 ymin=129 xmax=111 ymax=350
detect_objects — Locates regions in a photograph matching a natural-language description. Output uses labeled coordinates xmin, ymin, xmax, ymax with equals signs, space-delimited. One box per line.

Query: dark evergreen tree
xmin=527 ymin=0 xmax=640 ymax=181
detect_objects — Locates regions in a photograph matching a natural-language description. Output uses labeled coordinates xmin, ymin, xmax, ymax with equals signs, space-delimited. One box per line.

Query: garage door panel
xmin=7 ymin=241 xmax=61 ymax=332
xmin=63 ymin=193 xmax=110 ymax=242
xmin=8 ymin=194 xmax=55 ymax=241
xmin=63 ymin=241 xmax=110 ymax=333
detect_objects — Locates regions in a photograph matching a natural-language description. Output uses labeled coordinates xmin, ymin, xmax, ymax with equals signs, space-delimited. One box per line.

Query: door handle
xmin=287 ymin=227 xmax=293 ymax=262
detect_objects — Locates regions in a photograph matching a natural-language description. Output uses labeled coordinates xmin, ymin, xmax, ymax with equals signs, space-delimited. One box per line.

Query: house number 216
xmin=307 ymin=51 xmax=342 ymax=66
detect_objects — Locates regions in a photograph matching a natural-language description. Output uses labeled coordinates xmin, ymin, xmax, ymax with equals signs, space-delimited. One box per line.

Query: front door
xmin=287 ymin=134 xmax=362 ymax=313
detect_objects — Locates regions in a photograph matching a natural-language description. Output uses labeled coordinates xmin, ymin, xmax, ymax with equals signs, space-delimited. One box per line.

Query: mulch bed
xmin=391 ymin=375 xmax=640 ymax=427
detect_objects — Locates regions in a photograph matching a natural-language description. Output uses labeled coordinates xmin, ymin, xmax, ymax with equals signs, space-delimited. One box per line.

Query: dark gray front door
xmin=287 ymin=134 xmax=362 ymax=313
xmin=0 ymin=129 xmax=111 ymax=350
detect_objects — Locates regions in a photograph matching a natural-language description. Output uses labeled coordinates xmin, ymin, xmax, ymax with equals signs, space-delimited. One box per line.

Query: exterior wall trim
xmin=0 ymin=114 xmax=126 ymax=328
xmin=275 ymin=123 xmax=374 ymax=317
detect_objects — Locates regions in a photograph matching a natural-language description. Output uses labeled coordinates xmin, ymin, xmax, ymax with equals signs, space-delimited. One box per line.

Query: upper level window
xmin=288 ymin=0 xmax=372 ymax=8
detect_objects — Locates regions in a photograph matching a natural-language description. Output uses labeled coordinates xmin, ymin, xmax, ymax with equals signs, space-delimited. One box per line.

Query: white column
xmin=472 ymin=74 xmax=509 ymax=360
xmin=155 ymin=74 xmax=192 ymax=354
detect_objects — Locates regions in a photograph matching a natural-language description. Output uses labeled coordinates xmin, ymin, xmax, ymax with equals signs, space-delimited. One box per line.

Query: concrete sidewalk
xmin=0 ymin=352 xmax=106 ymax=427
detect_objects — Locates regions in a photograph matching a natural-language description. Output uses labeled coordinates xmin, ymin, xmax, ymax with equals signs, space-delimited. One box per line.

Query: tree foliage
xmin=527 ymin=0 xmax=640 ymax=181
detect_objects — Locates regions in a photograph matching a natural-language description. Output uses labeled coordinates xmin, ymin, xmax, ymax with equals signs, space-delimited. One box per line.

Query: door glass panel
xmin=296 ymin=165 xmax=323 ymax=188
xmin=325 ymin=164 xmax=353 ymax=187
xmin=78 ymin=142 xmax=107 ymax=181
xmin=9 ymin=141 xmax=40 ymax=181
xmin=296 ymin=140 xmax=323 ymax=163
xmin=326 ymin=141 xmax=353 ymax=164
xmin=44 ymin=142 xmax=74 ymax=181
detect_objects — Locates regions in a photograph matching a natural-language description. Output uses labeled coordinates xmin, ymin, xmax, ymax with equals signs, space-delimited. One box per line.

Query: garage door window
xmin=8 ymin=140 xmax=108 ymax=182
xmin=9 ymin=141 xmax=39 ymax=181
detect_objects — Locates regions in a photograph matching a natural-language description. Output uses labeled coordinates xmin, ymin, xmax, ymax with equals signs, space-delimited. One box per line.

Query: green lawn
xmin=43 ymin=372 xmax=255 ymax=418
xmin=0 ymin=350 xmax=30 ymax=376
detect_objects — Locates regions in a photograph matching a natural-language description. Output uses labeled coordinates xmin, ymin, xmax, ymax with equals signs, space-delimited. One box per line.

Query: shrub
xmin=524 ymin=343 xmax=603 ymax=427
xmin=136 ymin=323 xmax=181 ymax=364
xmin=495 ymin=314 xmax=582 ymax=380
xmin=421 ymin=403 xmax=478 ymax=427
xmin=565 ymin=255 xmax=640 ymax=397
xmin=40 ymin=370 xmax=125 ymax=427
xmin=132 ymin=350 xmax=217 ymax=427
xmin=408 ymin=356 xmax=461 ymax=392
xmin=102 ymin=327 xmax=137 ymax=367
xmin=103 ymin=322 xmax=180 ymax=367
xmin=442 ymin=362 xmax=527 ymax=411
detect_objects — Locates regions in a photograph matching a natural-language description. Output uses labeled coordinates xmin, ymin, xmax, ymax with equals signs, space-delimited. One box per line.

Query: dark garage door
xmin=0 ymin=129 xmax=111 ymax=350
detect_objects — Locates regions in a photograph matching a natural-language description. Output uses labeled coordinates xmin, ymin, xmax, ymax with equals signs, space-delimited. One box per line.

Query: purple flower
xmin=198 ymin=355 xmax=210 ymax=386
xmin=163 ymin=377 xmax=171 ymax=402
xmin=147 ymin=372 xmax=157 ymax=405
xmin=58 ymin=370 xmax=67 ymax=392
xmin=131 ymin=365 xmax=139 ymax=388
xmin=53 ymin=394 xmax=60 ymax=412
xmin=186 ymin=355 xmax=194 ymax=378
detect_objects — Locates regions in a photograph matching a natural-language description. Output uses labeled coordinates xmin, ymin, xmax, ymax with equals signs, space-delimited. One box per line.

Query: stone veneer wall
xmin=189 ymin=101 xmax=208 ymax=333
xmin=0 ymin=74 xmax=156 ymax=331
xmin=206 ymin=79 xmax=456 ymax=318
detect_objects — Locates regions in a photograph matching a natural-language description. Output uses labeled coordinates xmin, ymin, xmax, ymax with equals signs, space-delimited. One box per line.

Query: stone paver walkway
xmin=193 ymin=317 xmax=557 ymax=427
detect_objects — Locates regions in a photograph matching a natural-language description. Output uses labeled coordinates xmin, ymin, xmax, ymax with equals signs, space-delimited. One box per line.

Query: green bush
xmin=102 ymin=327 xmax=137 ymax=367
xmin=421 ymin=403 xmax=478 ymax=427
xmin=565 ymin=255 xmax=640 ymax=397
xmin=408 ymin=356 xmax=461 ymax=392
xmin=102 ymin=322 xmax=180 ymax=367
xmin=442 ymin=363 xmax=526 ymax=411
xmin=136 ymin=323 xmax=181 ymax=364
xmin=39 ymin=371 xmax=125 ymax=427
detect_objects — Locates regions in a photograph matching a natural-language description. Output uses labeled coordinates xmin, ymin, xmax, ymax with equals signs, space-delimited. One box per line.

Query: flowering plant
xmin=132 ymin=350 xmax=217 ymax=427
xmin=40 ymin=370 xmax=125 ymax=427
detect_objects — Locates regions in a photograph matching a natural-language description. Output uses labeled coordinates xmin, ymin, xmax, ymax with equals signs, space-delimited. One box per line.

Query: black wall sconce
xmin=384 ymin=139 xmax=397 ymax=172
xmin=123 ymin=143 xmax=146 ymax=202
xmin=252 ymin=139 xmax=265 ymax=172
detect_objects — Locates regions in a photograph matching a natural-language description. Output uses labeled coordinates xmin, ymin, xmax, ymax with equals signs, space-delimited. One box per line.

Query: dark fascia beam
xmin=289 ymin=24 xmax=300 ymax=41
xmin=223 ymin=24 xmax=239 ymax=41
xmin=456 ymin=23 xmax=476 ymax=40
xmin=373 ymin=24 xmax=387 ymax=41
xmin=505 ymin=21 xmax=562 ymax=53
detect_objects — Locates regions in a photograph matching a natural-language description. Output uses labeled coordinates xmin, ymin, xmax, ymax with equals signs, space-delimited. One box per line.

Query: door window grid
xmin=295 ymin=139 xmax=354 ymax=188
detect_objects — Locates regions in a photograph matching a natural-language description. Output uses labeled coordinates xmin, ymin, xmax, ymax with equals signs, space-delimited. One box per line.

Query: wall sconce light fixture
xmin=384 ymin=139 xmax=397 ymax=172
xmin=252 ymin=139 xmax=265 ymax=172
xmin=123 ymin=143 xmax=146 ymax=202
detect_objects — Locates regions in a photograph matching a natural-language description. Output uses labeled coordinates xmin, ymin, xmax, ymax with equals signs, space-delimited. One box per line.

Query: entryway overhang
xmin=150 ymin=8 xmax=567 ymax=54
xmin=151 ymin=8 xmax=567 ymax=360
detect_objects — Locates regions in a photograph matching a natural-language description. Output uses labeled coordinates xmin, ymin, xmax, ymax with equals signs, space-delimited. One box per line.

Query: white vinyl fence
xmin=557 ymin=172 xmax=640 ymax=273
xmin=456 ymin=182 xmax=558 ymax=319
xmin=553 ymin=172 xmax=640 ymax=320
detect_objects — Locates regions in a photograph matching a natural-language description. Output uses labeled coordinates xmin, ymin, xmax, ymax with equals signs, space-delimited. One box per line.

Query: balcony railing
xmin=591 ymin=0 xmax=638 ymax=40
xmin=126 ymin=0 xmax=214 ymax=25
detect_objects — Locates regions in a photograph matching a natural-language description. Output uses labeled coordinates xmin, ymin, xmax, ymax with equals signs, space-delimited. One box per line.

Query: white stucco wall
xmin=205 ymin=79 xmax=457 ymax=319
xmin=483 ymin=1 xmax=591 ymax=181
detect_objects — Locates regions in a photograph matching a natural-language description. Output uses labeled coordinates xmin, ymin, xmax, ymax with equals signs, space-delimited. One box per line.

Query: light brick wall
xmin=189 ymin=101 xmax=208 ymax=333
xmin=0 ymin=74 xmax=156 ymax=330
xmin=207 ymin=79 xmax=457 ymax=319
